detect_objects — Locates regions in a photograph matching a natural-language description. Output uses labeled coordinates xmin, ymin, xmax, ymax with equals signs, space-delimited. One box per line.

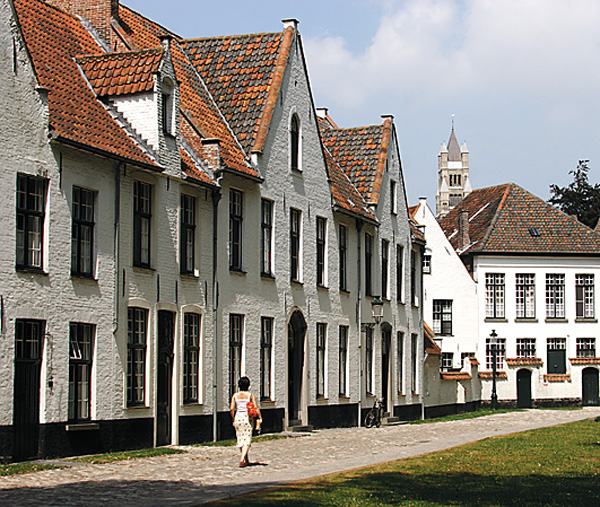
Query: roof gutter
xmin=215 ymin=166 xmax=264 ymax=184
xmin=332 ymin=204 xmax=379 ymax=227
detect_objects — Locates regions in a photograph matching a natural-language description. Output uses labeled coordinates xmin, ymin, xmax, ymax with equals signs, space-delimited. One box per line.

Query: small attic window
xmin=290 ymin=113 xmax=301 ymax=171
xmin=529 ymin=228 xmax=540 ymax=237
xmin=161 ymin=78 xmax=174 ymax=135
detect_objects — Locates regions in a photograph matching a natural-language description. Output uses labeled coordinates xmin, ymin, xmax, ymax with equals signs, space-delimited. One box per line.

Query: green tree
xmin=549 ymin=160 xmax=600 ymax=229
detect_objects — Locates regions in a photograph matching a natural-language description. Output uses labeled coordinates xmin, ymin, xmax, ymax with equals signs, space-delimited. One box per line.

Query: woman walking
xmin=230 ymin=376 xmax=262 ymax=467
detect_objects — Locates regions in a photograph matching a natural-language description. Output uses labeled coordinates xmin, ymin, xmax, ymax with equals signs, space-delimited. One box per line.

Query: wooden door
xmin=517 ymin=368 xmax=532 ymax=408
xmin=582 ymin=367 xmax=599 ymax=406
xmin=156 ymin=311 xmax=174 ymax=446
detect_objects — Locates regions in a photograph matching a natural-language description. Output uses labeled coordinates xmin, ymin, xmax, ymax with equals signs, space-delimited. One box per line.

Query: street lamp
xmin=371 ymin=297 xmax=384 ymax=325
xmin=489 ymin=329 xmax=498 ymax=410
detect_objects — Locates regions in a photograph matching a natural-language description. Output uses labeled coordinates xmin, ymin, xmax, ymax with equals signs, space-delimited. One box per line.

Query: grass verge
xmin=198 ymin=434 xmax=290 ymax=447
xmin=0 ymin=463 xmax=63 ymax=477
xmin=215 ymin=418 xmax=600 ymax=506
xmin=408 ymin=408 xmax=521 ymax=425
xmin=66 ymin=447 xmax=186 ymax=464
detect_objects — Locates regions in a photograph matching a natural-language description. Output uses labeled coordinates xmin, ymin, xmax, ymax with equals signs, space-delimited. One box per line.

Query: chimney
xmin=458 ymin=210 xmax=470 ymax=250
xmin=47 ymin=0 xmax=119 ymax=48
xmin=201 ymin=138 xmax=221 ymax=172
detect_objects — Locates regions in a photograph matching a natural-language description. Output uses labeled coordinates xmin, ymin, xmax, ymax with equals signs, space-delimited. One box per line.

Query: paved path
xmin=1 ymin=408 xmax=599 ymax=506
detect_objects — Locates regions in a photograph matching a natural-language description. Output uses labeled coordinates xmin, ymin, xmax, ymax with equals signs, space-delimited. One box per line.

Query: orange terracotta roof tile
xmin=505 ymin=357 xmax=543 ymax=367
xmin=440 ymin=371 xmax=472 ymax=381
xmin=478 ymin=371 xmax=508 ymax=380
xmin=544 ymin=374 xmax=572 ymax=382
xmin=424 ymin=323 xmax=442 ymax=355
xmin=569 ymin=357 xmax=600 ymax=365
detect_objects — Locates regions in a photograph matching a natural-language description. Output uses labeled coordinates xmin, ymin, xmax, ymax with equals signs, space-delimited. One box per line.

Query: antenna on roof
xmin=451 ymin=113 xmax=455 ymax=131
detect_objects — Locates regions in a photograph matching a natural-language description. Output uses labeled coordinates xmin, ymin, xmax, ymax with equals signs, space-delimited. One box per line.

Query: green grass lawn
xmin=214 ymin=418 xmax=600 ymax=506
xmin=66 ymin=447 xmax=186 ymax=464
xmin=0 ymin=463 xmax=63 ymax=477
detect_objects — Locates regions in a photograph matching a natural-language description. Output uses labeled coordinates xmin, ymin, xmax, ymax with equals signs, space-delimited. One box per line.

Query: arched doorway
xmin=156 ymin=310 xmax=175 ymax=446
xmin=517 ymin=369 xmax=532 ymax=408
xmin=288 ymin=310 xmax=306 ymax=425
xmin=582 ymin=367 xmax=599 ymax=406
xmin=381 ymin=324 xmax=392 ymax=413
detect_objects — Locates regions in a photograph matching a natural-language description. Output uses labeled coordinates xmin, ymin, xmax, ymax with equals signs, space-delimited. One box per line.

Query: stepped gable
xmin=181 ymin=31 xmax=291 ymax=155
xmin=118 ymin=5 xmax=258 ymax=179
xmin=13 ymin=0 xmax=158 ymax=168
xmin=320 ymin=119 xmax=392 ymax=205
xmin=323 ymin=147 xmax=376 ymax=223
xmin=440 ymin=183 xmax=600 ymax=255
xmin=77 ymin=47 xmax=164 ymax=97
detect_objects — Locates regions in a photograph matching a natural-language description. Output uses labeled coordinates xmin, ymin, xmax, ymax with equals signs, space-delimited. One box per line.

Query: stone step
xmin=288 ymin=424 xmax=314 ymax=432
xmin=382 ymin=416 xmax=406 ymax=427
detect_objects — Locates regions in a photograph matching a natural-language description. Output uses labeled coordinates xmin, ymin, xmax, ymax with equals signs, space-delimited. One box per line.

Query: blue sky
xmin=124 ymin=0 xmax=600 ymax=205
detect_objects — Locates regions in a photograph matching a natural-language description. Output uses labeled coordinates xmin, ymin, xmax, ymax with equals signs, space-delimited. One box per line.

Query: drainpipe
xmin=356 ymin=219 xmax=363 ymax=427
xmin=419 ymin=244 xmax=426 ymax=420
xmin=211 ymin=187 xmax=222 ymax=442
xmin=113 ymin=162 xmax=123 ymax=427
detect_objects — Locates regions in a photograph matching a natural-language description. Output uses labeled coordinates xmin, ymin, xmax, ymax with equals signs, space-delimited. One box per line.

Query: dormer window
xmin=161 ymin=78 xmax=174 ymax=135
xmin=290 ymin=113 xmax=300 ymax=171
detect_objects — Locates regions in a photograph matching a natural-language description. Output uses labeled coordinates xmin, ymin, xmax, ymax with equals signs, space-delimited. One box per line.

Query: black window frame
xmin=127 ymin=307 xmax=147 ymax=407
xmin=410 ymin=250 xmax=416 ymax=305
xmin=547 ymin=338 xmax=566 ymax=374
xmin=260 ymin=317 xmax=273 ymax=401
xmin=396 ymin=245 xmax=403 ymax=302
xmin=397 ymin=331 xmax=404 ymax=393
xmin=133 ymin=181 xmax=152 ymax=269
xmin=441 ymin=352 xmax=454 ymax=371
xmin=339 ymin=325 xmax=348 ymax=396
xmin=290 ymin=114 xmax=300 ymax=171
xmin=433 ymin=299 xmax=453 ymax=335
xmin=68 ymin=322 xmax=94 ymax=421
xmin=316 ymin=216 xmax=326 ymax=286
xmin=16 ymin=173 xmax=47 ymax=271
xmin=365 ymin=233 xmax=373 ymax=297
xmin=229 ymin=189 xmax=243 ymax=271
xmin=381 ymin=239 xmax=389 ymax=299
xmin=339 ymin=224 xmax=348 ymax=291
xmin=180 ymin=194 xmax=196 ymax=275
xmin=316 ymin=323 xmax=326 ymax=398
xmin=229 ymin=314 xmax=243 ymax=399
xmin=365 ymin=327 xmax=373 ymax=395
xmin=261 ymin=199 xmax=273 ymax=276
xmin=71 ymin=186 xmax=95 ymax=278
xmin=290 ymin=208 xmax=301 ymax=282
xmin=183 ymin=313 xmax=201 ymax=404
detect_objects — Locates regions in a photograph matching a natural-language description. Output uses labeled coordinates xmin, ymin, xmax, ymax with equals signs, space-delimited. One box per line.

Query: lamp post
xmin=371 ymin=297 xmax=384 ymax=325
xmin=490 ymin=329 xmax=498 ymax=410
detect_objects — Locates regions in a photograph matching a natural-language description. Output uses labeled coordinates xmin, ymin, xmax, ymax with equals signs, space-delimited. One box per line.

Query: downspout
xmin=419 ymin=244 xmax=426 ymax=420
xmin=113 ymin=162 xmax=123 ymax=426
xmin=211 ymin=186 xmax=222 ymax=442
xmin=356 ymin=219 xmax=363 ymax=427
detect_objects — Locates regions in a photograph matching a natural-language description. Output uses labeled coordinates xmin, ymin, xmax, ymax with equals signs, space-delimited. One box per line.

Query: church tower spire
xmin=436 ymin=118 xmax=471 ymax=218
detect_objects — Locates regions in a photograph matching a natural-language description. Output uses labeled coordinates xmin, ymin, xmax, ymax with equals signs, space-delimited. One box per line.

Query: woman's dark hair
xmin=238 ymin=376 xmax=251 ymax=391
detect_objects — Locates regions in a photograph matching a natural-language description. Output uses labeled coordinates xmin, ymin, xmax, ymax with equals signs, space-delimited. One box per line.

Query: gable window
xmin=229 ymin=314 xmax=244 ymax=398
xmin=133 ymin=181 xmax=152 ymax=268
xmin=339 ymin=224 xmax=348 ymax=291
xmin=410 ymin=250 xmax=416 ymax=305
xmin=517 ymin=338 xmax=536 ymax=358
xmin=71 ymin=186 xmax=95 ymax=277
xmin=183 ymin=313 xmax=201 ymax=404
xmin=229 ymin=189 xmax=243 ymax=271
xmin=365 ymin=327 xmax=373 ymax=395
xmin=316 ymin=217 xmax=327 ymax=286
xmin=485 ymin=337 xmax=506 ymax=370
xmin=396 ymin=245 xmax=403 ymax=302
xmin=485 ymin=273 xmax=505 ymax=319
xmin=261 ymin=199 xmax=273 ymax=276
xmin=260 ymin=317 xmax=273 ymax=401
xmin=390 ymin=180 xmax=397 ymax=214
xmin=339 ymin=325 xmax=348 ymax=396
xmin=290 ymin=114 xmax=300 ymax=171
xmin=16 ymin=174 xmax=47 ymax=270
xmin=441 ymin=352 xmax=453 ymax=371
xmin=433 ymin=300 xmax=452 ymax=335
xmin=516 ymin=274 xmax=535 ymax=319
xmin=546 ymin=274 xmax=565 ymax=319
xmin=577 ymin=337 xmax=596 ymax=358
xmin=290 ymin=208 xmax=301 ymax=281
xmin=397 ymin=331 xmax=404 ymax=393
xmin=422 ymin=255 xmax=432 ymax=274
xmin=161 ymin=78 xmax=174 ymax=135
xmin=127 ymin=307 xmax=147 ymax=406
xmin=547 ymin=338 xmax=566 ymax=374
xmin=316 ymin=323 xmax=327 ymax=398
xmin=576 ymin=274 xmax=594 ymax=319
xmin=365 ymin=233 xmax=373 ymax=296
xmin=381 ymin=239 xmax=389 ymax=299
xmin=180 ymin=194 xmax=196 ymax=275
xmin=69 ymin=323 xmax=94 ymax=421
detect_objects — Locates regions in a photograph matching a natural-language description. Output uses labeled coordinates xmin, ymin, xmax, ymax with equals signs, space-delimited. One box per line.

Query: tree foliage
xmin=549 ymin=160 xmax=600 ymax=229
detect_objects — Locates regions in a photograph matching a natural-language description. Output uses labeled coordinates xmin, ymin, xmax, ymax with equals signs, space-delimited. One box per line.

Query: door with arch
xmin=288 ymin=311 xmax=306 ymax=425
xmin=156 ymin=310 xmax=175 ymax=446
xmin=381 ymin=324 xmax=392 ymax=413
xmin=517 ymin=368 xmax=532 ymax=408
xmin=582 ymin=367 xmax=599 ymax=406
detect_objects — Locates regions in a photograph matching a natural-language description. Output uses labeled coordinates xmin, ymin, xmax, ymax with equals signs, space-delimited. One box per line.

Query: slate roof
xmin=320 ymin=118 xmax=392 ymax=205
xmin=77 ymin=48 xmax=164 ymax=97
xmin=440 ymin=183 xmax=600 ymax=255
xmin=447 ymin=128 xmax=461 ymax=161
xmin=181 ymin=30 xmax=293 ymax=154
xmin=13 ymin=0 xmax=158 ymax=168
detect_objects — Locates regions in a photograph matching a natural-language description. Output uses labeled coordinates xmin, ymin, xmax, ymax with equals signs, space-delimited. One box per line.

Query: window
xmin=449 ymin=174 xmax=462 ymax=187
xmin=433 ymin=300 xmax=452 ymax=335
xmin=16 ymin=174 xmax=47 ymax=270
xmin=290 ymin=208 xmax=301 ymax=281
xmin=127 ymin=307 xmax=147 ymax=406
xmin=485 ymin=273 xmax=505 ymax=319
xmin=260 ymin=317 xmax=273 ymax=400
xmin=449 ymin=193 xmax=461 ymax=207
xmin=546 ymin=274 xmax=565 ymax=319
xmin=485 ymin=337 xmax=506 ymax=370
xmin=290 ymin=114 xmax=300 ymax=171
xmin=397 ymin=331 xmax=404 ymax=393
xmin=183 ymin=313 xmax=201 ymax=404
xmin=411 ymin=333 xmax=418 ymax=393
xmin=516 ymin=274 xmax=536 ymax=318
xmin=365 ymin=327 xmax=373 ymax=395
xmin=69 ymin=323 xmax=94 ymax=421
xmin=15 ymin=319 xmax=45 ymax=361
xmin=365 ymin=233 xmax=373 ymax=296
xmin=547 ymin=338 xmax=566 ymax=374
xmin=180 ymin=194 xmax=196 ymax=275
xmin=261 ymin=199 xmax=273 ymax=276
xmin=410 ymin=250 xmax=416 ymax=305
xmin=229 ymin=314 xmax=243 ymax=398
xmin=71 ymin=186 xmax=95 ymax=277
xmin=390 ymin=180 xmax=397 ymax=214
xmin=517 ymin=338 xmax=536 ymax=358
xmin=422 ymin=255 xmax=432 ymax=274
xmin=339 ymin=326 xmax=348 ymax=396
xmin=133 ymin=181 xmax=152 ymax=268
xmin=441 ymin=352 xmax=453 ymax=371
xmin=316 ymin=217 xmax=326 ymax=286
xmin=316 ymin=323 xmax=326 ymax=398
xmin=381 ymin=240 xmax=389 ymax=299
xmin=461 ymin=352 xmax=475 ymax=366
xmin=577 ymin=337 xmax=596 ymax=358
xmin=339 ymin=224 xmax=348 ymax=291
xmin=576 ymin=274 xmax=595 ymax=319
xmin=229 ymin=189 xmax=243 ymax=270
xmin=161 ymin=78 xmax=174 ymax=134
xmin=396 ymin=245 xmax=403 ymax=302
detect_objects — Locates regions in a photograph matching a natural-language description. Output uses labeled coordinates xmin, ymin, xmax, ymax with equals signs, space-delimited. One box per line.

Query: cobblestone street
xmin=1 ymin=408 xmax=599 ymax=506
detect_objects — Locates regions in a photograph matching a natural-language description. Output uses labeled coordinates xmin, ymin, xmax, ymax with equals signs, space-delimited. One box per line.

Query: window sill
xmin=514 ymin=318 xmax=538 ymax=323
xmin=132 ymin=265 xmax=155 ymax=273
xmin=575 ymin=318 xmax=598 ymax=323
xmin=70 ymin=274 xmax=97 ymax=282
xmin=317 ymin=284 xmax=329 ymax=291
xmin=182 ymin=402 xmax=203 ymax=407
xmin=316 ymin=396 xmax=328 ymax=402
xmin=339 ymin=289 xmax=351 ymax=295
xmin=126 ymin=404 xmax=149 ymax=411
xmin=545 ymin=318 xmax=568 ymax=323
xmin=338 ymin=394 xmax=350 ymax=400
xmin=261 ymin=272 xmax=275 ymax=280
xmin=291 ymin=280 xmax=303 ymax=286
xmin=16 ymin=267 xmax=47 ymax=276
xmin=484 ymin=318 xmax=508 ymax=323
xmin=229 ymin=267 xmax=247 ymax=276
xmin=65 ymin=422 xmax=100 ymax=432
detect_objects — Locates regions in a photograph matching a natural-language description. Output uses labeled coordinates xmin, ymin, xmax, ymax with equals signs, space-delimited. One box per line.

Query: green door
xmin=517 ymin=369 xmax=532 ymax=408
xmin=582 ymin=368 xmax=599 ymax=406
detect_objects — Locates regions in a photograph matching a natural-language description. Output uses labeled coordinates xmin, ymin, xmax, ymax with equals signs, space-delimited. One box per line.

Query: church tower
xmin=436 ymin=125 xmax=471 ymax=218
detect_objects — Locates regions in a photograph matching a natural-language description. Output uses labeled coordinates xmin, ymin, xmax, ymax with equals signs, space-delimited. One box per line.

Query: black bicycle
xmin=364 ymin=398 xmax=383 ymax=428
